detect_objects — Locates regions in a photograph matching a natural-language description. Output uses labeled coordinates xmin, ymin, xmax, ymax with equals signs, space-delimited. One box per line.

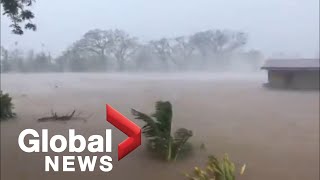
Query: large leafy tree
xmin=172 ymin=36 xmax=195 ymax=69
xmin=1 ymin=0 xmax=36 ymax=35
xmin=55 ymin=47 xmax=90 ymax=72
xmin=149 ymin=38 xmax=176 ymax=70
xmin=190 ymin=30 xmax=247 ymax=56
xmin=190 ymin=30 xmax=247 ymax=69
xmin=131 ymin=101 xmax=193 ymax=161
xmin=73 ymin=29 xmax=112 ymax=70
xmin=109 ymin=29 xmax=138 ymax=71
xmin=75 ymin=29 xmax=112 ymax=59
xmin=74 ymin=29 xmax=138 ymax=71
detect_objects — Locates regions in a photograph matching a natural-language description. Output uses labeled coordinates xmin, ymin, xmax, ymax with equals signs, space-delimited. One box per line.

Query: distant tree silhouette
xmin=172 ymin=36 xmax=195 ymax=69
xmin=190 ymin=30 xmax=247 ymax=57
xmin=73 ymin=29 xmax=112 ymax=70
xmin=74 ymin=29 xmax=139 ymax=71
xmin=1 ymin=0 xmax=36 ymax=35
xmin=109 ymin=29 xmax=139 ymax=71
xmin=0 ymin=28 xmax=263 ymax=73
xmin=149 ymin=38 xmax=175 ymax=70
xmin=0 ymin=46 xmax=10 ymax=72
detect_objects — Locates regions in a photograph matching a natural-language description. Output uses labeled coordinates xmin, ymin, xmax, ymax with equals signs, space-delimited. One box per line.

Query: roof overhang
xmin=261 ymin=67 xmax=320 ymax=71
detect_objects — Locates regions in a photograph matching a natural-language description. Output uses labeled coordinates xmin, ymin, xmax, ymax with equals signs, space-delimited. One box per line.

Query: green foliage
xmin=0 ymin=46 xmax=57 ymax=73
xmin=0 ymin=91 xmax=16 ymax=120
xmin=131 ymin=101 xmax=193 ymax=161
xmin=1 ymin=0 xmax=36 ymax=35
xmin=185 ymin=154 xmax=246 ymax=180
xmin=73 ymin=29 xmax=138 ymax=71
xmin=1 ymin=28 xmax=261 ymax=72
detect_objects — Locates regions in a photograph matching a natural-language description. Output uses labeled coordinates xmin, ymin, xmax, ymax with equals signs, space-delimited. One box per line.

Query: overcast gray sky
xmin=1 ymin=0 xmax=319 ymax=58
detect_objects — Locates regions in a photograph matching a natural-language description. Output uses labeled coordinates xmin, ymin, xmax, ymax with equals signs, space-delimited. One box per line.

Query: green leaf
xmin=131 ymin=101 xmax=192 ymax=161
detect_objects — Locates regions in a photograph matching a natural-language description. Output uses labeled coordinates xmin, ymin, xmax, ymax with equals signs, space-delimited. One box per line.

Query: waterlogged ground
xmin=1 ymin=73 xmax=319 ymax=180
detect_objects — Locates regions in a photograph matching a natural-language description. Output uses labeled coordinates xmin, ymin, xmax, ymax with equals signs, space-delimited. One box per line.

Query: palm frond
xmin=131 ymin=108 xmax=159 ymax=138
xmin=172 ymin=128 xmax=193 ymax=160
xmin=131 ymin=101 xmax=193 ymax=161
xmin=152 ymin=101 xmax=173 ymax=136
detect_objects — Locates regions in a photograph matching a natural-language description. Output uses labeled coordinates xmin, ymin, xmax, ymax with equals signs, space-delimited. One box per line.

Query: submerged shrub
xmin=185 ymin=154 xmax=246 ymax=180
xmin=0 ymin=91 xmax=16 ymax=120
xmin=131 ymin=101 xmax=193 ymax=161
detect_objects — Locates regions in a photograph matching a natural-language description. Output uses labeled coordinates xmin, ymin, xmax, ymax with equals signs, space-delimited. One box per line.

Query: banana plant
xmin=185 ymin=154 xmax=246 ymax=180
xmin=131 ymin=101 xmax=193 ymax=161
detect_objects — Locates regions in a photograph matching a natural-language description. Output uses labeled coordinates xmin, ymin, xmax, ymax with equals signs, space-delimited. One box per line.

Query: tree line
xmin=1 ymin=29 xmax=264 ymax=73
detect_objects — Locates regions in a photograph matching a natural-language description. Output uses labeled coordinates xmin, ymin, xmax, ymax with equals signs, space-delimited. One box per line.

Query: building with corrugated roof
xmin=261 ymin=59 xmax=319 ymax=89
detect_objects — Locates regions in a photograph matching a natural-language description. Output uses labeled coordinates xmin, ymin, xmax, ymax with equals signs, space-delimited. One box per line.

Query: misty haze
xmin=0 ymin=0 xmax=319 ymax=180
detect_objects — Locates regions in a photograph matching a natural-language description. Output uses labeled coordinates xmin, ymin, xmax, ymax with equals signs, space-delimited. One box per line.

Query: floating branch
xmin=37 ymin=110 xmax=86 ymax=123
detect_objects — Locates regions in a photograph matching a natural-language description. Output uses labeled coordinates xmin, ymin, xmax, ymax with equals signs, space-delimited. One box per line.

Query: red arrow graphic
xmin=106 ymin=104 xmax=141 ymax=161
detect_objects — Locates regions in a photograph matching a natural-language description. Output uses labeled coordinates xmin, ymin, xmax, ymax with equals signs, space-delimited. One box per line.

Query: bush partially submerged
xmin=185 ymin=154 xmax=246 ymax=180
xmin=0 ymin=91 xmax=16 ymax=120
xmin=131 ymin=101 xmax=193 ymax=161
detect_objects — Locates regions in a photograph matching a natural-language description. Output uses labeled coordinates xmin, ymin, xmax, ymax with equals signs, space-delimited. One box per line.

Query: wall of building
xmin=268 ymin=70 xmax=319 ymax=89
xmin=291 ymin=71 xmax=319 ymax=89
xmin=268 ymin=71 xmax=288 ymax=88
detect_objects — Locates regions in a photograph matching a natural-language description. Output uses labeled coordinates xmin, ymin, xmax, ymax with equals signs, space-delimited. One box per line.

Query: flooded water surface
xmin=1 ymin=73 xmax=319 ymax=180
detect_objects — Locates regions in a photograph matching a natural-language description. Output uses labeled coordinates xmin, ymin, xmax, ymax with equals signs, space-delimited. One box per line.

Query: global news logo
xmin=17 ymin=105 xmax=141 ymax=172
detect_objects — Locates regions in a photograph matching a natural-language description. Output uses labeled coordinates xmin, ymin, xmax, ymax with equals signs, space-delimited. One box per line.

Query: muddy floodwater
xmin=1 ymin=73 xmax=319 ymax=180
